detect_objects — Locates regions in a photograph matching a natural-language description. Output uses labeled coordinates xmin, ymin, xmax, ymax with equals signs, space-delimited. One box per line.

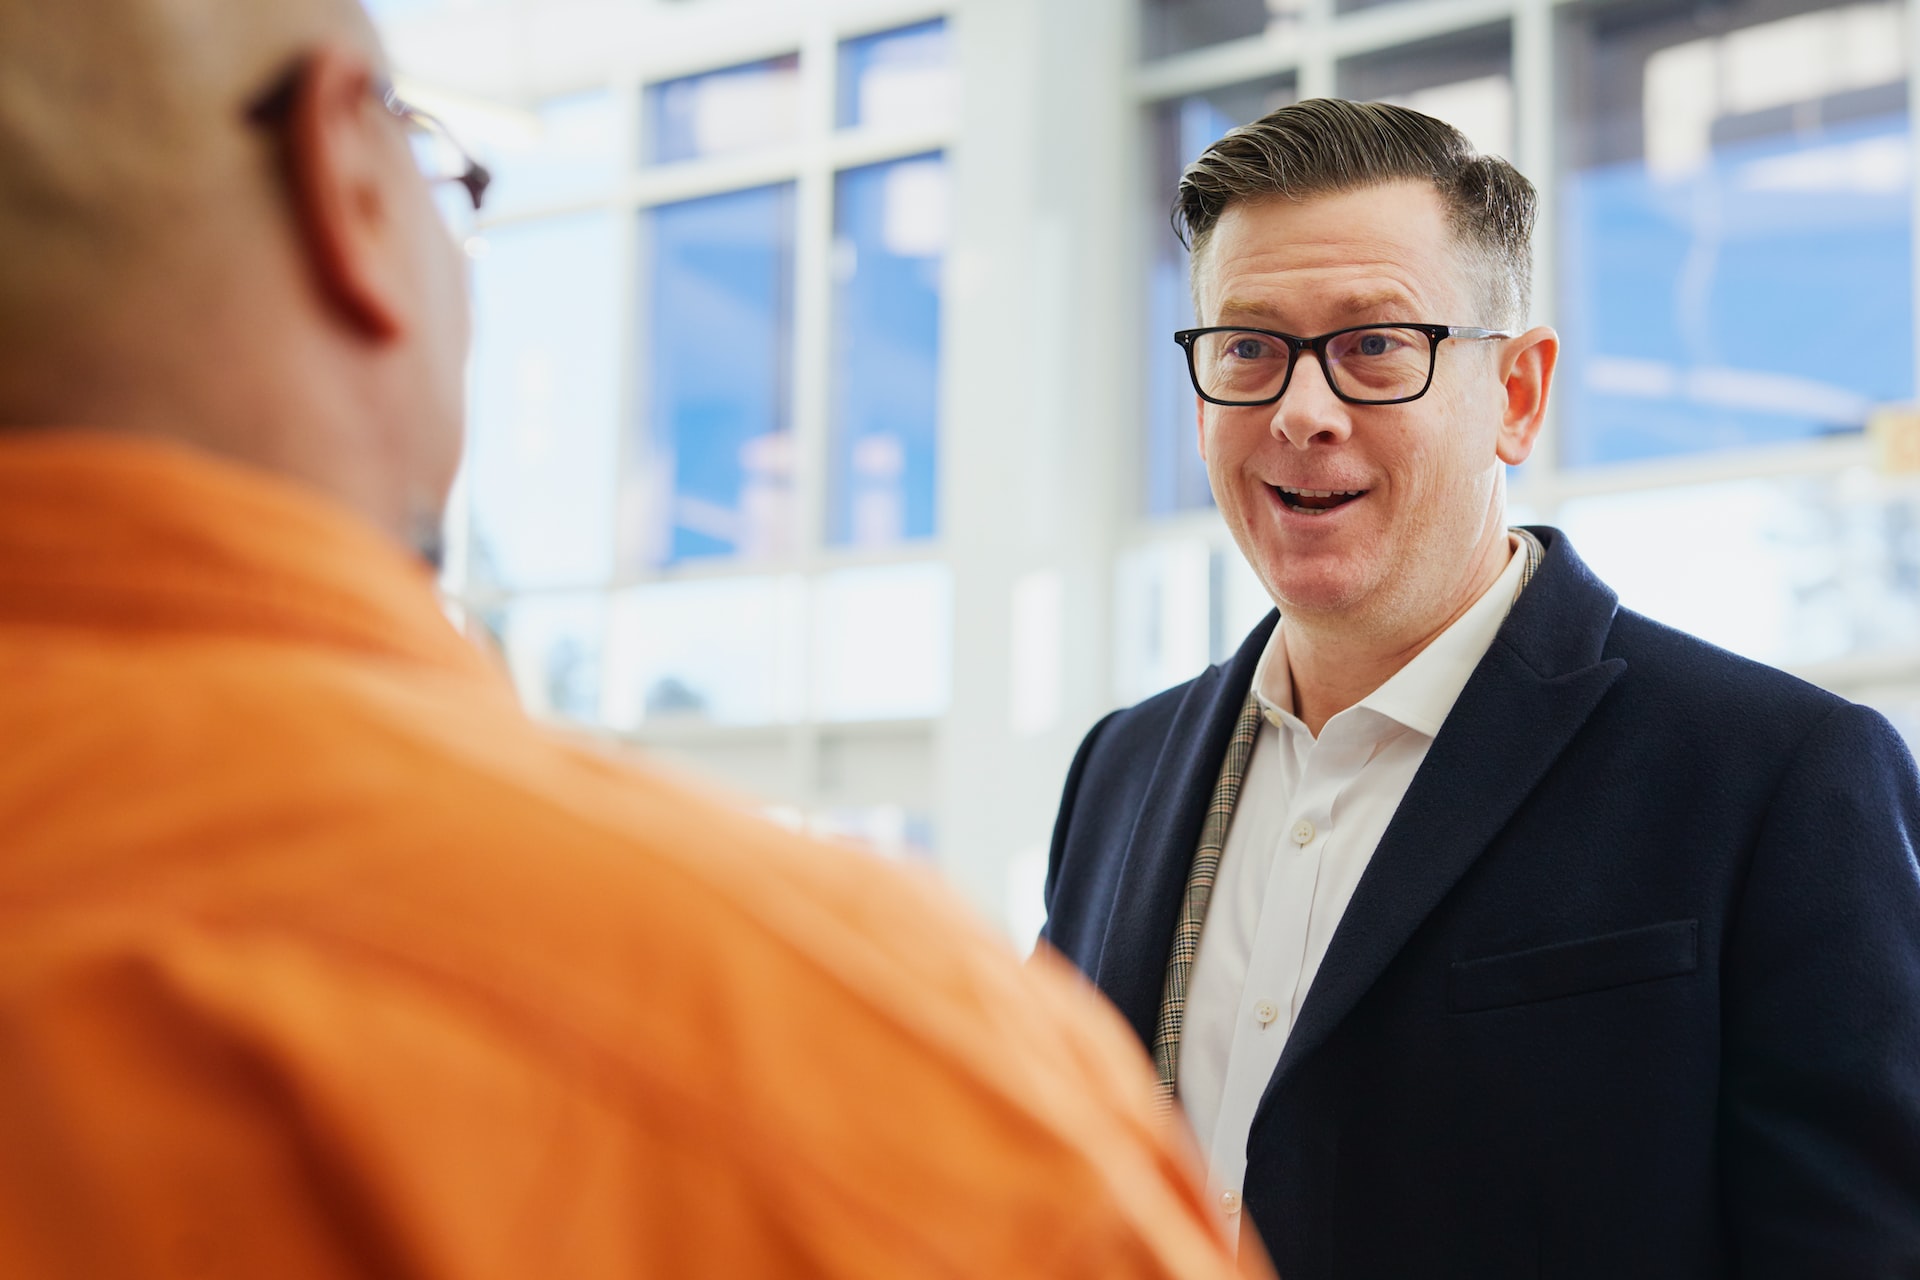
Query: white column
xmin=1512 ymin=0 xmax=1560 ymax=507
xmin=936 ymin=0 xmax=1135 ymax=937
xmin=1300 ymin=0 xmax=1338 ymax=99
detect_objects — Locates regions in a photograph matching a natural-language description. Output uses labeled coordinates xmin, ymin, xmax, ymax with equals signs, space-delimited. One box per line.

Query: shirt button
xmin=1221 ymin=1190 xmax=1242 ymax=1215
xmin=1291 ymin=819 xmax=1315 ymax=845
xmin=1254 ymin=1000 xmax=1278 ymax=1026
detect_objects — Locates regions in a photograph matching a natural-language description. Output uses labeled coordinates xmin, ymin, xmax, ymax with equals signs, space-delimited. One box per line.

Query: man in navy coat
xmin=1042 ymin=97 xmax=1920 ymax=1278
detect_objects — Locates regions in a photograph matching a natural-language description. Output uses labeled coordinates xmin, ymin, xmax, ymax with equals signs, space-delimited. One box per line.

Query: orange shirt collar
xmin=0 ymin=430 xmax=504 ymax=690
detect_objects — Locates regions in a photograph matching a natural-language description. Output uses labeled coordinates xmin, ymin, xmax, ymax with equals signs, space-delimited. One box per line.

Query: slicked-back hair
xmin=1175 ymin=97 xmax=1537 ymax=328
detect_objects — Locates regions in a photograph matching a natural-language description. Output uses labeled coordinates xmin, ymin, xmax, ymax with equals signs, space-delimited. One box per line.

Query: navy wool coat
xmin=1043 ymin=527 xmax=1920 ymax=1279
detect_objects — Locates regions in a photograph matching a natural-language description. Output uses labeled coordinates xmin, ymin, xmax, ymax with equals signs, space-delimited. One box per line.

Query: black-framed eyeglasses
xmin=1174 ymin=323 xmax=1509 ymax=407
xmin=245 ymin=62 xmax=492 ymax=213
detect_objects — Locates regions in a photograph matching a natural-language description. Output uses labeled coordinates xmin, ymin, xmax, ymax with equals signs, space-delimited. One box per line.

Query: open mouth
xmin=1273 ymin=485 xmax=1367 ymax=515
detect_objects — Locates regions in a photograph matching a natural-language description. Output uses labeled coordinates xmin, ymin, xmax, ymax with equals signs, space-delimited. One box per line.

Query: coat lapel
xmin=1094 ymin=611 xmax=1279 ymax=1049
xmin=1264 ymin=528 xmax=1627 ymax=1097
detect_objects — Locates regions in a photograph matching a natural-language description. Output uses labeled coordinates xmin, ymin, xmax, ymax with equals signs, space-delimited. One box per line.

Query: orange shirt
xmin=0 ymin=432 xmax=1260 ymax=1280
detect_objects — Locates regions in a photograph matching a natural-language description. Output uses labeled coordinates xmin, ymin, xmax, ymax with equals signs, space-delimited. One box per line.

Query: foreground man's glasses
xmin=378 ymin=84 xmax=491 ymax=214
xmin=1175 ymin=323 xmax=1509 ymax=407
xmin=246 ymin=63 xmax=491 ymax=227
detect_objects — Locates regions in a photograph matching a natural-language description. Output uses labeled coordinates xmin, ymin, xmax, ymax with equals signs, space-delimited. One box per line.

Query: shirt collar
xmin=0 ymin=429 xmax=507 ymax=693
xmin=1252 ymin=533 xmax=1528 ymax=739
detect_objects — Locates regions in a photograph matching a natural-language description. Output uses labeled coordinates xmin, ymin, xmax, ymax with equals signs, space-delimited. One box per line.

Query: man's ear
xmin=282 ymin=46 xmax=409 ymax=341
xmin=1493 ymin=326 xmax=1557 ymax=467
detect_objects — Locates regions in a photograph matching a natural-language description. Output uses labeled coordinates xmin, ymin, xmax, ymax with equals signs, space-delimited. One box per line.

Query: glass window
xmin=365 ymin=0 xmax=486 ymax=19
xmin=601 ymin=576 xmax=806 ymax=728
xmin=1113 ymin=539 xmax=1214 ymax=704
xmin=810 ymin=563 xmax=953 ymax=721
xmin=1557 ymin=468 xmax=1920 ymax=669
xmin=1559 ymin=0 xmax=1911 ymax=466
xmin=1215 ymin=546 xmax=1274 ymax=661
xmin=1860 ymin=686 xmax=1920 ymax=753
xmin=490 ymin=593 xmax=609 ymax=725
xmin=1336 ymin=27 xmax=1514 ymax=159
xmin=1113 ymin=541 xmax=1276 ymax=702
xmin=810 ymin=807 xmax=936 ymax=859
xmin=837 ymin=20 xmax=957 ymax=130
xmin=632 ymin=184 xmax=797 ymax=568
xmin=645 ymin=55 xmax=801 ymax=165
xmin=478 ymin=90 xmax=627 ymax=217
xmin=829 ymin=154 xmax=947 ymax=547
xmin=464 ymin=212 xmax=623 ymax=592
xmin=1146 ymin=78 xmax=1295 ymax=517
xmin=1005 ymin=844 xmax=1050 ymax=953
xmin=1142 ymin=0 xmax=1299 ymax=62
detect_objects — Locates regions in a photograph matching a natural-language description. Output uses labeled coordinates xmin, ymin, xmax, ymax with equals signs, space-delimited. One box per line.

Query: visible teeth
xmin=1279 ymin=487 xmax=1363 ymax=498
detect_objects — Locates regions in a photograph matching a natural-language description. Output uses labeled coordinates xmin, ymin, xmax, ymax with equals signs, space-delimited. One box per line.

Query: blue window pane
xmin=829 ymin=154 xmax=945 ymax=546
xmin=637 ymin=185 xmax=797 ymax=566
xmin=1146 ymin=81 xmax=1293 ymax=517
xmin=645 ymin=56 xmax=800 ymax=165
xmin=1560 ymin=6 xmax=1911 ymax=466
xmin=465 ymin=213 xmax=623 ymax=590
xmin=837 ymin=20 xmax=956 ymax=130
xmin=481 ymin=91 xmax=626 ymax=217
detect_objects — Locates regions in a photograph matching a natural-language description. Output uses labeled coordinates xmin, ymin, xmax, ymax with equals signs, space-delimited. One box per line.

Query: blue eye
xmin=1228 ymin=337 xmax=1269 ymax=360
xmin=1355 ymin=332 xmax=1393 ymax=356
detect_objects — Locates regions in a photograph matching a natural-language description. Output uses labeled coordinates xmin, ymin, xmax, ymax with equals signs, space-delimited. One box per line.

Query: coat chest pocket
xmin=1448 ymin=919 xmax=1699 ymax=1013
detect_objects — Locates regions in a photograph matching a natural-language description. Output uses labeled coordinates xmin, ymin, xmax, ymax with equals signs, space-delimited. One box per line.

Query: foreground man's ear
xmin=282 ymin=46 xmax=409 ymax=343
xmin=1494 ymin=325 xmax=1558 ymax=467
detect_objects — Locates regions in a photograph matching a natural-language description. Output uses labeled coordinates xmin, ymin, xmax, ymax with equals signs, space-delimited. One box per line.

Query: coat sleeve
xmin=1041 ymin=709 xmax=1121 ymax=946
xmin=1721 ymin=701 xmax=1920 ymax=1276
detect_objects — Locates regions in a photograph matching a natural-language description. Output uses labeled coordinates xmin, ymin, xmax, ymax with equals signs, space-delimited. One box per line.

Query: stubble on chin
xmin=1264 ymin=555 xmax=1382 ymax=628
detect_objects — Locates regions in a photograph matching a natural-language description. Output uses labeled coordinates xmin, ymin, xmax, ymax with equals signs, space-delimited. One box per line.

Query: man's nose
xmin=1269 ymin=351 xmax=1354 ymax=450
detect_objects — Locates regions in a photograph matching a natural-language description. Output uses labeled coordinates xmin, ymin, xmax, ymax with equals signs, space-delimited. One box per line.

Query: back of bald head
xmin=0 ymin=0 xmax=379 ymax=352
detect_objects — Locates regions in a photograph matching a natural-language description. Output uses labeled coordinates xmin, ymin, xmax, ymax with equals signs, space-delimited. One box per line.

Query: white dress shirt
xmin=1178 ymin=535 xmax=1529 ymax=1235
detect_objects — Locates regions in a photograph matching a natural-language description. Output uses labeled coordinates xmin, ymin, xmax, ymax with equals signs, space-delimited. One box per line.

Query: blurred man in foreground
xmin=0 ymin=3 xmax=1255 ymax=1276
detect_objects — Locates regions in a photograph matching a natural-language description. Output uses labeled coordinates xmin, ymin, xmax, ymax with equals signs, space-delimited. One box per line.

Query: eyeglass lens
xmin=400 ymin=124 xmax=482 ymax=243
xmin=1191 ymin=326 xmax=1435 ymax=404
xmin=405 ymin=127 xmax=469 ymax=188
